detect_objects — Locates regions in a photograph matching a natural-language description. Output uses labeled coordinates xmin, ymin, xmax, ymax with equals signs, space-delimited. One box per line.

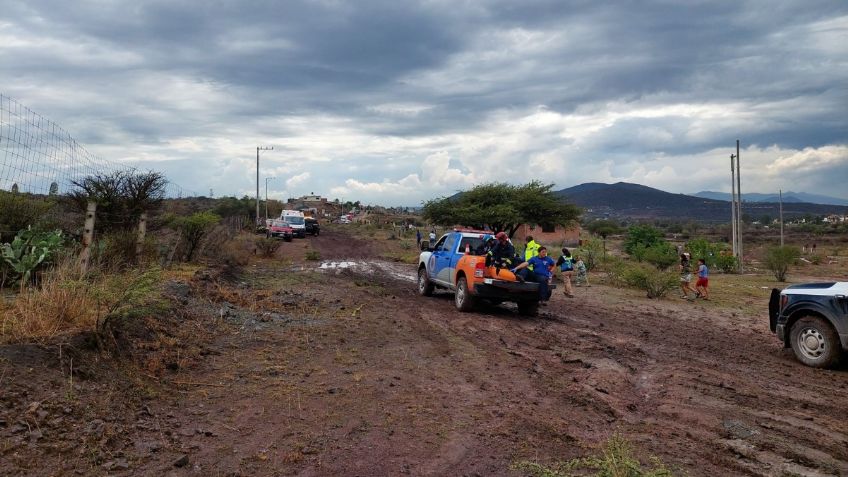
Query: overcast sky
xmin=2 ymin=0 xmax=846 ymax=205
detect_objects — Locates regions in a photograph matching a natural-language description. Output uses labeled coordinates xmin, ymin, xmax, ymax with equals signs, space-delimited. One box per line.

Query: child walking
xmin=695 ymin=258 xmax=710 ymax=300
xmin=574 ymin=255 xmax=589 ymax=286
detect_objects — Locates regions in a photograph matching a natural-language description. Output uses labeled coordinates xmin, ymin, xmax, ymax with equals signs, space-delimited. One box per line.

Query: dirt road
xmin=1 ymin=227 xmax=847 ymax=476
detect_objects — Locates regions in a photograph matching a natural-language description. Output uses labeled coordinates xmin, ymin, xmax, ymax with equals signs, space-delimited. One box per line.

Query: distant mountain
xmin=557 ymin=182 xmax=848 ymax=222
xmin=694 ymin=191 xmax=848 ymax=206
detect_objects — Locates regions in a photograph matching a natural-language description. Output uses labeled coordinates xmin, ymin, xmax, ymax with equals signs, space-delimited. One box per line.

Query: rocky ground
xmin=1 ymin=228 xmax=847 ymax=476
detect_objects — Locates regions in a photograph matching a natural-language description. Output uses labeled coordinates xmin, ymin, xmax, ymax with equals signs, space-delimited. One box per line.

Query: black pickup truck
xmin=769 ymin=282 xmax=848 ymax=368
xmin=305 ymin=218 xmax=320 ymax=236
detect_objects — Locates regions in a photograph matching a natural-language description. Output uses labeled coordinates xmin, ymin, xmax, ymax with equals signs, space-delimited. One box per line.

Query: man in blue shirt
xmin=512 ymin=246 xmax=555 ymax=304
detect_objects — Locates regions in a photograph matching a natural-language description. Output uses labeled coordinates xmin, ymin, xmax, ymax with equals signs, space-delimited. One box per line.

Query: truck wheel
xmin=418 ymin=268 xmax=434 ymax=297
xmin=517 ymin=300 xmax=539 ymax=317
xmin=790 ymin=316 xmax=841 ymax=368
xmin=455 ymin=276 xmax=476 ymax=312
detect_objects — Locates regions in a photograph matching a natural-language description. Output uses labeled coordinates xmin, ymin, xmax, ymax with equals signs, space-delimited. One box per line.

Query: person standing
xmin=679 ymin=253 xmax=695 ymax=300
xmin=512 ymin=246 xmax=555 ymax=304
xmin=555 ymin=247 xmax=575 ymax=297
xmin=574 ymin=254 xmax=589 ymax=287
xmin=416 ymin=228 xmax=422 ymax=247
xmin=428 ymin=228 xmax=437 ymax=248
xmin=695 ymin=258 xmax=710 ymax=300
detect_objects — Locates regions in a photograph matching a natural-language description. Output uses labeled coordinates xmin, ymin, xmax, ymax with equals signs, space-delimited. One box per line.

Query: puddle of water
xmin=318 ymin=260 xmax=416 ymax=282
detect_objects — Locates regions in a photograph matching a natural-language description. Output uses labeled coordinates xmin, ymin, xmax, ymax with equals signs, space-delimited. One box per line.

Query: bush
xmin=714 ymin=254 xmax=739 ymax=273
xmin=640 ymin=242 xmax=678 ymax=270
xmin=577 ymin=237 xmax=604 ymax=270
xmin=255 ymin=237 xmax=281 ymax=257
xmin=621 ymin=263 xmax=679 ymax=299
xmin=305 ymin=250 xmax=321 ymax=261
xmin=810 ymin=254 xmax=822 ymax=265
xmin=624 ymin=225 xmax=663 ymax=255
xmin=765 ymin=246 xmax=800 ymax=282
xmin=176 ymin=212 xmax=221 ymax=261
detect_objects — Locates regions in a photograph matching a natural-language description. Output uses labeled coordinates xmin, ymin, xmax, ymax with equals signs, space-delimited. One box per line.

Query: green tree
xmin=176 ymin=212 xmax=220 ymax=261
xmin=585 ymin=220 xmax=623 ymax=257
xmin=765 ymin=245 xmax=800 ymax=282
xmin=623 ymin=225 xmax=663 ymax=255
xmin=422 ymin=181 xmax=580 ymax=237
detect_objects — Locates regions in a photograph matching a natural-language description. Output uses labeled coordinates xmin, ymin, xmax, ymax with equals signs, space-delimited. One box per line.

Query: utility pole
xmin=779 ymin=189 xmax=784 ymax=247
xmin=730 ymin=152 xmax=737 ymax=257
xmin=265 ymin=176 xmax=275 ymax=224
xmin=736 ymin=139 xmax=743 ymax=272
xmin=256 ymin=146 xmax=273 ymax=227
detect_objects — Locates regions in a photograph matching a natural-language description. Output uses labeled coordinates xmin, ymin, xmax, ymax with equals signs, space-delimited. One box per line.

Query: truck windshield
xmin=286 ymin=216 xmax=305 ymax=225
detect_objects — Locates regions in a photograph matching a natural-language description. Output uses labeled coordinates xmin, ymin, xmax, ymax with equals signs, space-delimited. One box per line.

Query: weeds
xmin=513 ymin=434 xmax=672 ymax=477
xmin=305 ymin=250 xmax=321 ymax=261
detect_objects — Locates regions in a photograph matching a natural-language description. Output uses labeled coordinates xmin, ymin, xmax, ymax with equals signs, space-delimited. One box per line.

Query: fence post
xmin=136 ymin=212 xmax=148 ymax=258
xmin=79 ymin=201 xmax=97 ymax=274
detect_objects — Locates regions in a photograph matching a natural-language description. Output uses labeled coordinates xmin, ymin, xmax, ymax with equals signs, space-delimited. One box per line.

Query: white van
xmin=280 ymin=210 xmax=306 ymax=237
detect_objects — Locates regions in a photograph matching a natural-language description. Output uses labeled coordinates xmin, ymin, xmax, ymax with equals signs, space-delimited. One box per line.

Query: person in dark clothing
xmin=512 ymin=246 xmax=556 ymax=304
xmin=488 ymin=232 xmax=515 ymax=272
xmin=476 ymin=235 xmax=495 ymax=256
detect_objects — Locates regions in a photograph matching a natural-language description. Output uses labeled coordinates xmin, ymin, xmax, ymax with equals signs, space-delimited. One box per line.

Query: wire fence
xmin=0 ymin=93 xmax=194 ymax=198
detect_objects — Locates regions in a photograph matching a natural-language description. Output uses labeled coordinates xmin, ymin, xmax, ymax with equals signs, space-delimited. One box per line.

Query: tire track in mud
xmin=360 ymin=261 xmax=848 ymax=476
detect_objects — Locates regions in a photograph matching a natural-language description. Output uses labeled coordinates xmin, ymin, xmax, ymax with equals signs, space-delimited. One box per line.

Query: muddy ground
xmin=1 ymin=228 xmax=847 ymax=476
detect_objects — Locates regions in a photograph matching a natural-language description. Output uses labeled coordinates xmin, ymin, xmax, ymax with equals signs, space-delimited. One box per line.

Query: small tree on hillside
xmin=422 ymin=181 xmax=580 ymax=237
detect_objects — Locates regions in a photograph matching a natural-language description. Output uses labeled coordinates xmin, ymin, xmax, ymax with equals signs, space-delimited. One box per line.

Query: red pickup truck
xmin=266 ymin=219 xmax=294 ymax=241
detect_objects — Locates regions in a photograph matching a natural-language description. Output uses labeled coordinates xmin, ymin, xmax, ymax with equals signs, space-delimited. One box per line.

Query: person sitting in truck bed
xmin=475 ymin=235 xmax=495 ymax=256
xmin=511 ymin=246 xmax=556 ymax=304
xmin=487 ymin=232 xmax=515 ymax=269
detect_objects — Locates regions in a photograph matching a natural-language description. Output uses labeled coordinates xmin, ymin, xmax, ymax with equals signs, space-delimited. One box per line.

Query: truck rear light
xmin=474 ymin=259 xmax=485 ymax=278
xmin=780 ymin=295 xmax=788 ymax=310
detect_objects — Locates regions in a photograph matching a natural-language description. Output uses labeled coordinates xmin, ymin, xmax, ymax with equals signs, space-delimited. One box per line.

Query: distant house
xmin=286 ymin=193 xmax=340 ymax=217
xmin=512 ymin=223 xmax=581 ymax=248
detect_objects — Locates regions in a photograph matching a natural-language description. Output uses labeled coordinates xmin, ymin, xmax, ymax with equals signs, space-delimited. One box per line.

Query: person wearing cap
xmin=511 ymin=246 xmax=555 ymax=304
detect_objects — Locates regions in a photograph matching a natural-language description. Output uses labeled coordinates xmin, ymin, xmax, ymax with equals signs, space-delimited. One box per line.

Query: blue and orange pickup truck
xmin=417 ymin=229 xmax=552 ymax=316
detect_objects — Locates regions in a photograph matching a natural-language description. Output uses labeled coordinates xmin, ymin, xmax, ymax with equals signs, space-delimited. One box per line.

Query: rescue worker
xmin=487 ymin=232 xmax=515 ymax=272
xmin=476 ymin=234 xmax=495 ymax=256
xmin=512 ymin=246 xmax=555 ymax=304
xmin=516 ymin=235 xmax=541 ymax=281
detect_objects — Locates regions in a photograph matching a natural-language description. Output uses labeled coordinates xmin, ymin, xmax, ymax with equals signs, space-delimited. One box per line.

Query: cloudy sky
xmin=2 ymin=0 xmax=846 ymax=205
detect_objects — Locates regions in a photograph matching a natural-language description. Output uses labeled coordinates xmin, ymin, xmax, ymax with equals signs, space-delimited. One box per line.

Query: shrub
xmin=255 ymin=237 xmax=281 ymax=257
xmin=714 ymin=254 xmax=739 ymax=273
xmin=641 ymin=242 xmax=678 ymax=270
xmin=624 ymin=225 xmax=663 ymax=255
xmin=305 ymin=250 xmax=321 ymax=261
xmin=577 ymin=237 xmax=604 ymax=270
xmin=765 ymin=245 xmax=800 ymax=282
xmin=810 ymin=254 xmax=822 ymax=265
xmin=621 ymin=263 xmax=679 ymax=299
xmin=176 ymin=212 xmax=221 ymax=261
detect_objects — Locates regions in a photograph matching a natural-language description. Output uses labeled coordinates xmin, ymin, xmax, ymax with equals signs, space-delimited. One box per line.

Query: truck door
xmin=430 ymin=234 xmax=456 ymax=285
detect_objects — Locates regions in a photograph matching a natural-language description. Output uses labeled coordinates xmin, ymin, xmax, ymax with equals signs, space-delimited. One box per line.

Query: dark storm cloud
xmin=1 ymin=0 xmax=846 ymax=202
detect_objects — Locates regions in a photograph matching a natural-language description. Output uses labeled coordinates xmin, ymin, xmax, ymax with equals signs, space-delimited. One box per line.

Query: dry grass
xmin=0 ymin=259 xmax=98 ymax=344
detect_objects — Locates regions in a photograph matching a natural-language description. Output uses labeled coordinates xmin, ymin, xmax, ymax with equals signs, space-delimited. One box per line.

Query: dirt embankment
xmin=1 ymin=228 xmax=847 ymax=476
